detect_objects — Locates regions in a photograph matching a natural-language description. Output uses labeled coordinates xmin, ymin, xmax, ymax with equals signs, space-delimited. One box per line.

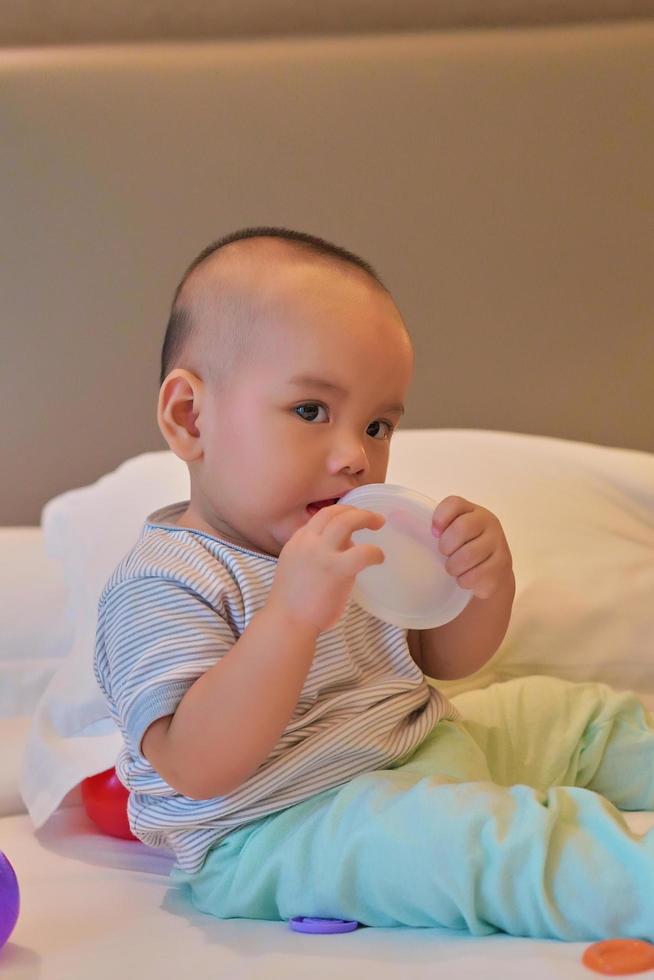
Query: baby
xmin=95 ymin=226 xmax=654 ymax=940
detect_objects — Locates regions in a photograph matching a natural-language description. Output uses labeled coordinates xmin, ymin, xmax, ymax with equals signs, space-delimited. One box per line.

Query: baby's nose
xmin=328 ymin=439 xmax=369 ymax=475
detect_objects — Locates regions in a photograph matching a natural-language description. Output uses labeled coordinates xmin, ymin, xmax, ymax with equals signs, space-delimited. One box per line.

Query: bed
xmin=2 ymin=7 xmax=654 ymax=978
xmin=3 ymin=429 xmax=654 ymax=977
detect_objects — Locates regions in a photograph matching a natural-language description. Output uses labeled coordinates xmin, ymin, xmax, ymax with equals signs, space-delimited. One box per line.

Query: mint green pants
xmin=170 ymin=676 xmax=654 ymax=940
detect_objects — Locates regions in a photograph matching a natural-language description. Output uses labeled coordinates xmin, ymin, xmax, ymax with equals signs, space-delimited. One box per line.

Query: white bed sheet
xmin=2 ymin=807 xmax=654 ymax=979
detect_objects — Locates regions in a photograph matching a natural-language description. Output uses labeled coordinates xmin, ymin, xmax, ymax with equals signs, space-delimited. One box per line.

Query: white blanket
xmin=3 ymin=806 xmax=653 ymax=979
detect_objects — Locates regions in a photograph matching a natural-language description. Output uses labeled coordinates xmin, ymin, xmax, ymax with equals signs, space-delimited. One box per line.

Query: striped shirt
xmin=94 ymin=501 xmax=458 ymax=873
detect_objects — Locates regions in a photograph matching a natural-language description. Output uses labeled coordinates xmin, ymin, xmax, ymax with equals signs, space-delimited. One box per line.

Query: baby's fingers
xmin=432 ymin=495 xmax=475 ymax=537
xmin=337 ymin=543 xmax=385 ymax=579
xmin=444 ymin=534 xmax=493 ymax=578
xmin=319 ymin=506 xmax=385 ymax=551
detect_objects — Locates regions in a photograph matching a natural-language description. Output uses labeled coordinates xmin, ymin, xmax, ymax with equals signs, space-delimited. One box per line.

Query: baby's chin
xmin=265 ymin=509 xmax=317 ymax=555
xmin=235 ymin=522 xmax=287 ymax=558
xmin=229 ymin=505 xmax=327 ymax=557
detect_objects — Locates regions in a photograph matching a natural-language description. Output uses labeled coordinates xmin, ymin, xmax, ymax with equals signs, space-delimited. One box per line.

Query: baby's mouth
xmin=306 ymin=497 xmax=340 ymax=516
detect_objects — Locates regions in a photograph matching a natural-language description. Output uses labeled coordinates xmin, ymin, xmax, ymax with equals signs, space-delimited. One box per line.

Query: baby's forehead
xmin=187 ymin=238 xmax=381 ymax=310
xmin=180 ymin=240 xmax=408 ymax=373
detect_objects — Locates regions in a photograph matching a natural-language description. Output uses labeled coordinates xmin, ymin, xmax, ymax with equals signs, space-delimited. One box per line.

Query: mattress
xmin=3 ymin=805 xmax=654 ymax=979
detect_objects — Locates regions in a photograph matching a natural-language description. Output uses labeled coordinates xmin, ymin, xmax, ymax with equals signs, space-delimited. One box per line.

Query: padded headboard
xmin=2 ymin=18 xmax=653 ymax=524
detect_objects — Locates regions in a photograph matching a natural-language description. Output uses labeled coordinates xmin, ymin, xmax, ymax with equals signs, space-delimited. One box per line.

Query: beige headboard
xmin=2 ymin=18 xmax=653 ymax=525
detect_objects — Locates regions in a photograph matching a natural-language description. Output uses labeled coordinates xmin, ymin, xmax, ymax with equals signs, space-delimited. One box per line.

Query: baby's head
xmin=158 ymin=227 xmax=414 ymax=556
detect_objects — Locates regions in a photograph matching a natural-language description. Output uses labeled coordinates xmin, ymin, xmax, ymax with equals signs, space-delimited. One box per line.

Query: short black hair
xmin=159 ymin=226 xmax=386 ymax=386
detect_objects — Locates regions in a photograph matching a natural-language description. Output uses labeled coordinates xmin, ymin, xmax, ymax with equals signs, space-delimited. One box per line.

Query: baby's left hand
xmin=432 ymin=496 xmax=513 ymax=600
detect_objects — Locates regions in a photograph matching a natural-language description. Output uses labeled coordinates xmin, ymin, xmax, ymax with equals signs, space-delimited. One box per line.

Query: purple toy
xmin=0 ymin=852 xmax=20 ymax=950
xmin=289 ymin=916 xmax=359 ymax=934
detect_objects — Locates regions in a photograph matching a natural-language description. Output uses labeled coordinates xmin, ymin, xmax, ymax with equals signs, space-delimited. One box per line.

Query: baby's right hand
xmin=268 ymin=505 xmax=386 ymax=634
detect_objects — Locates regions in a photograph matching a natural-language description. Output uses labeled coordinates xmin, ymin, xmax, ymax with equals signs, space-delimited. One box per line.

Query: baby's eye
xmin=294 ymin=403 xmax=328 ymax=423
xmin=367 ymin=420 xmax=394 ymax=440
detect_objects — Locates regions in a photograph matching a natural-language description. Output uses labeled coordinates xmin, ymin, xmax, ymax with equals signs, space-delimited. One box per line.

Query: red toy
xmin=81 ymin=768 xmax=137 ymax=840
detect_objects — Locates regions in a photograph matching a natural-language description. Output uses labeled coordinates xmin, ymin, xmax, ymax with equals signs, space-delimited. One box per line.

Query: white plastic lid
xmin=339 ymin=483 xmax=472 ymax=630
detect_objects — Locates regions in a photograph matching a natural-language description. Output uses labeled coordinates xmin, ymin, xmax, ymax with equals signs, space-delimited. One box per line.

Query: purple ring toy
xmin=289 ymin=916 xmax=359 ymax=934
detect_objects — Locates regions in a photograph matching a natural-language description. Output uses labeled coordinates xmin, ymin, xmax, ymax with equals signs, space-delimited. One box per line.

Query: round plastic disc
xmin=582 ymin=939 xmax=654 ymax=975
xmin=289 ymin=917 xmax=359 ymax=934
xmin=339 ymin=483 xmax=472 ymax=629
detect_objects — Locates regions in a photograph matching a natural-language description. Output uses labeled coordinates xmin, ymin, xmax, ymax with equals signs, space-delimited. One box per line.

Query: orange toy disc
xmin=582 ymin=939 xmax=654 ymax=976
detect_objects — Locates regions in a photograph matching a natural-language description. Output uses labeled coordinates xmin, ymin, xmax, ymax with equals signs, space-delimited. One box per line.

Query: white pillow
xmin=21 ymin=431 xmax=654 ymax=829
xmin=0 ymin=527 xmax=72 ymax=718
xmin=0 ymin=527 xmax=73 ymax=817
xmin=386 ymin=431 xmax=654 ymax=704
xmin=21 ymin=451 xmax=190 ymax=828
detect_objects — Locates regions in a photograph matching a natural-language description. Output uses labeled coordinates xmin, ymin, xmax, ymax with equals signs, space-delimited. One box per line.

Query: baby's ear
xmin=157 ymin=369 xmax=203 ymax=462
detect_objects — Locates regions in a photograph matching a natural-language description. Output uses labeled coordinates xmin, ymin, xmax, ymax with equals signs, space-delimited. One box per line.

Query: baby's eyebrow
xmin=287 ymin=374 xmax=405 ymax=416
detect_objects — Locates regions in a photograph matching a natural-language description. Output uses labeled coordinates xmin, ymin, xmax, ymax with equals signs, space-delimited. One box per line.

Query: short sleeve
xmin=95 ymin=576 xmax=236 ymax=758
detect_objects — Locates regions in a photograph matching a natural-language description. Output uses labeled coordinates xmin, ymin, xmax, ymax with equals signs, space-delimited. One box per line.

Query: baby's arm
xmin=142 ymin=602 xmax=319 ymax=799
xmin=415 ymin=573 xmax=515 ymax=680
xmin=142 ymin=504 xmax=385 ymax=800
